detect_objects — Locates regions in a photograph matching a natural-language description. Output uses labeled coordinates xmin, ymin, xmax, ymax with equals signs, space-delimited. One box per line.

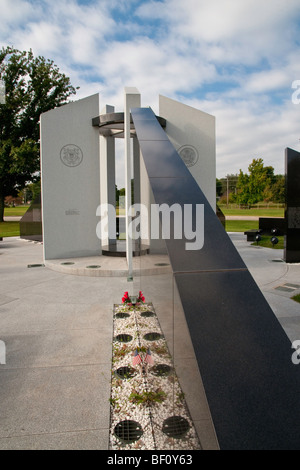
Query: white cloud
xmin=137 ymin=0 xmax=300 ymax=66
xmin=0 ymin=0 xmax=34 ymax=23
xmin=137 ymin=0 xmax=300 ymax=42
xmin=1 ymin=0 xmax=300 ymax=184
xmin=0 ymin=0 xmax=40 ymax=40
xmin=174 ymin=0 xmax=293 ymax=41
xmin=2 ymin=0 xmax=116 ymax=64
xmin=188 ymin=96 xmax=300 ymax=177
xmin=96 ymin=37 xmax=216 ymax=108
xmin=244 ymin=69 xmax=290 ymax=94
xmin=14 ymin=21 xmax=62 ymax=56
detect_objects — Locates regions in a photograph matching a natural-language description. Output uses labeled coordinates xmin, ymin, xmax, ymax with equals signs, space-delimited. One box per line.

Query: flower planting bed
xmin=109 ymin=301 xmax=201 ymax=450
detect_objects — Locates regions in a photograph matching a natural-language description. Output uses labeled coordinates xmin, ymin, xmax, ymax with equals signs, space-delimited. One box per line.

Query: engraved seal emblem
xmin=178 ymin=145 xmax=199 ymax=167
xmin=60 ymin=144 xmax=83 ymax=167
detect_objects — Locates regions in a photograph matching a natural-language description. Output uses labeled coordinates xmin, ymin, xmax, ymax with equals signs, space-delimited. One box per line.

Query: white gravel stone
xmin=109 ymin=303 xmax=201 ymax=450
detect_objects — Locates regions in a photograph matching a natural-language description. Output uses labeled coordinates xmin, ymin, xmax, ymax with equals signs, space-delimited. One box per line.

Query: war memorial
xmin=4 ymin=87 xmax=300 ymax=450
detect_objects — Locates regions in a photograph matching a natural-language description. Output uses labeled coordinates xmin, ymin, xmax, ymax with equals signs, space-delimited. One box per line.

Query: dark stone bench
xmin=244 ymin=229 xmax=260 ymax=241
xmin=259 ymin=217 xmax=285 ymax=235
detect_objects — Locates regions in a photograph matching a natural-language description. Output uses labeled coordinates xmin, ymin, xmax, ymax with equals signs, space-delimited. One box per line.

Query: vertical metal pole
xmin=100 ymin=105 xmax=116 ymax=249
xmin=124 ymin=88 xmax=141 ymax=279
xmin=227 ymin=175 xmax=229 ymax=208
xmin=0 ymin=79 xmax=5 ymax=104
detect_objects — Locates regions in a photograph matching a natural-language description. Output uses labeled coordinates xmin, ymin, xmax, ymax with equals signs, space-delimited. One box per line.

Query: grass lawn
xmin=0 ymin=222 xmax=20 ymax=237
xmin=220 ymin=206 xmax=284 ymax=218
xmin=4 ymin=206 xmax=28 ymax=217
xmin=251 ymin=235 xmax=284 ymax=249
xmin=225 ymin=220 xmax=259 ymax=232
xmin=0 ymin=206 xmax=285 ymax=238
xmin=292 ymin=294 xmax=300 ymax=304
xmin=116 ymin=208 xmax=125 ymax=216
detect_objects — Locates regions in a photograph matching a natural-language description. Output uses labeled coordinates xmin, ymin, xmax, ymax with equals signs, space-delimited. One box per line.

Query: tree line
xmin=217 ymin=158 xmax=285 ymax=206
xmin=0 ymin=47 xmax=287 ymax=220
xmin=0 ymin=46 xmax=77 ymax=221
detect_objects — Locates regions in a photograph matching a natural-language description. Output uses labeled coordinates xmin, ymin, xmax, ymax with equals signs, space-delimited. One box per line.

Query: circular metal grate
xmin=152 ymin=364 xmax=173 ymax=377
xmin=143 ymin=332 xmax=163 ymax=341
xmin=60 ymin=262 xmax=75 ymax=265
xmin=27 ymin=264 xmax=44 ymax=268
xmin=162 ymin=416 xmax=190 ymax=439
xmin=114 ymin=420 xmax=143 ymax=444
xmin=115 ymin=312 xmax=130 ymax=319
xmin=115 ymin=366 xmax=135 ymax=380
xmin=154 ymin=263 xmax=170 ymax=266
xmin=86 ymin=265 xmax=101 ymax=269
xmin=141 ymin=311 xmax=155 ymax=318
xmin=115 ymin=334 xmax=133 ymax=343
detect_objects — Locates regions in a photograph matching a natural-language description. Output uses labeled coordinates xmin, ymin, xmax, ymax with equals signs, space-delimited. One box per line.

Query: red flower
xmin=137 ymin=291 xmax=145 ymax=303
xmin=122 ymin=291 xmax=145 ymax=304
xmin=122 ymin=291 xmax=131 ymax=304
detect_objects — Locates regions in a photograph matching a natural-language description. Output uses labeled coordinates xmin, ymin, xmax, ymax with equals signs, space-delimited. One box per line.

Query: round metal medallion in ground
xmin=162 ymin=416 xmax=190 ymax=439
xmin=115 ymin=334 xmax=133 ymax=343
xmin=143 ymin=332 xmax=163 ymax=341
xmin=114 ymin=420 xmax=143 ymax=443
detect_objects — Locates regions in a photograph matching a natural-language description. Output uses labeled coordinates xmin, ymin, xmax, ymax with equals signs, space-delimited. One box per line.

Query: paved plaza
xmin=0 ymin=233 xmax=299 ymax=450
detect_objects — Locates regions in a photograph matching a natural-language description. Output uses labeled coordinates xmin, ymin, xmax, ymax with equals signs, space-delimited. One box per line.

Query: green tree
xmin=218 ymin=174 xmax=239 ymax=204
xmin=268 ymin=175 xmax=285 ymax=203
xmin=216 ymin=178 xmax=223 ymax=199
xmin=116 ymin=180 xmax=135 ymax=205
xmin=236 ymin=158 xmax=275 ymax=206
xmin=19 ymin=180 xmax=41 ymax=203
xmin=0 ymin=46 xmax=78 ymax=221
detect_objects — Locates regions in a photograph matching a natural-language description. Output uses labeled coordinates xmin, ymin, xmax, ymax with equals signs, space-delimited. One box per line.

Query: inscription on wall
xmin=65 ymin=209 xmax=80 ymax=216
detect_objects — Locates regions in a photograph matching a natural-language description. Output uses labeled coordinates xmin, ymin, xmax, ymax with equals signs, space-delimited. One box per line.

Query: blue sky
xmin=1 ymin=0 xmax=300 ymax=185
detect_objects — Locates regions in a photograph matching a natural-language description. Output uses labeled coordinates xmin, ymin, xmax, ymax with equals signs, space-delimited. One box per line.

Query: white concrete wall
xmin=100 ymin=105 xmax=116 ymax=245
xmin=139 ymin=150 xmax=167 ymax=254
xmin=40 ymin=94 xmax=100 ymax=260
xmin=124 ymin=87 xmax=141 ymax=275
xmin=159 ymin=95 xmax=216 ymax=211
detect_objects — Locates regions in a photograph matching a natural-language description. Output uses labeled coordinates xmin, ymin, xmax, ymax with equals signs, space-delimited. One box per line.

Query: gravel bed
xmin=109 ymin=302 xmax=201 ymax=450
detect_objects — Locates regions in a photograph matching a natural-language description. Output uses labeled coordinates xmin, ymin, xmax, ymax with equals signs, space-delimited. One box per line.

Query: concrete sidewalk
xmin=0 ymin=237 xmax=219 ymax=450
xmin=0 ymin=234 xmax=300 ymax=450
xmin=3 ymin=217 xmax=22 ymax=222
xmin=229 ymin=232 xmax=300 ymax=343
xmin=0 ymin=237 xmax=129 ymax=450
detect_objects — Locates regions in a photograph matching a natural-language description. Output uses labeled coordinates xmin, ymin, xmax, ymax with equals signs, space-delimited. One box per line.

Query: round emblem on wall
xmin=60 ymin=144 xmax=83 ymax=167
xmin=178 ymin=145 xmax=199 ymax=168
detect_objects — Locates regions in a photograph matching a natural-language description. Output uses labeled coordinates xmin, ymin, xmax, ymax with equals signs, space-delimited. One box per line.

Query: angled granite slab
xmin=132 ymin=107 xmax=300 ymax=450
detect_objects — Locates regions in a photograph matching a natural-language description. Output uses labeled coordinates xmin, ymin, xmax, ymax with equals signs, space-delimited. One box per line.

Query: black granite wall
xmin=19 ymin=193 xmax=42 ymax=242
xmin=284 ymin=148 xmax=300 ymax=263
xmin=259 ymin=217 xmax=285 ymax=235
xmin=132 ymin=108 xmax=300 ymax=449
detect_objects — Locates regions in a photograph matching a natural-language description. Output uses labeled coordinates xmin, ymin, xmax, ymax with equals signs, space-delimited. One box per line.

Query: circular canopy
xmin=92 ymin=111 xmax=166 ymax=138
